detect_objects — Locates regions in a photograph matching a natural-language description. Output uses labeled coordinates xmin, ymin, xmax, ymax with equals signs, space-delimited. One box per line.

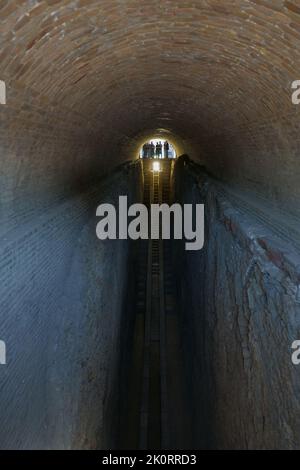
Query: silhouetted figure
xmin=142 ymin=143 xmax=148 ymax=158
xmin=155 ymin=141 xmax=162 ymax=158
xmin=159 ymin=141 xmax=163 ymax=158
xmin=155 ymin=142 xmax=160 ymax=158
xmin=164 ymin=140 xmax=169 ymax=158
xmin=150 ymin=142 xmax=155 ymax=158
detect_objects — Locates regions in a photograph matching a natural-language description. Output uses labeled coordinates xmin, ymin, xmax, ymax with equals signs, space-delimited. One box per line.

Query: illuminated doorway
xmin=139 ymin=139 xmax=176 ymax=159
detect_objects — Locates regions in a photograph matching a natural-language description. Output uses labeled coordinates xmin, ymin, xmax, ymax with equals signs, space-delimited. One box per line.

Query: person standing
xmin=150 ymin=141 xmax=155 ymax=158
xmin=164 ymin=140 xmax=169 ymax=158
xmin=142 ymin=143 xmax=147 ymax=158
xmin=158 ymin=141 xmax=162 ymax=158
xmin=155 ymin=142 xmax=160 ymax=158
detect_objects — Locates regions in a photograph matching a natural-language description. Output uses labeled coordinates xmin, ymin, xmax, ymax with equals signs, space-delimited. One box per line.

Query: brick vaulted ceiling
xmin=1 ymin=1 xmax=300 ymax=210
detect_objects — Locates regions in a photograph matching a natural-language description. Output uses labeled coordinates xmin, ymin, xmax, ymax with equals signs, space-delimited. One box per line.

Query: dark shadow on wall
xmin=173 ymin=156 xmax=216 ymax=449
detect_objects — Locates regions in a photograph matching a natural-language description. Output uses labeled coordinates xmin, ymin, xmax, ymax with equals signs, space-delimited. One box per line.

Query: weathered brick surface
xmin=174 ymin=162 xmax=300 ymax=449
xmin=0 ymin=165 xmax=139 ymax=449
xmin=1 ymin=0 xmax=300 ymax=450
xmin=1 ymin=1 xmax=300 ymax=211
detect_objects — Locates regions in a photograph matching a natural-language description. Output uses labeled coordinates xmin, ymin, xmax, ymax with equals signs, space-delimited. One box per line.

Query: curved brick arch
xmin=1 ymin=0 xmax=300 ymax=208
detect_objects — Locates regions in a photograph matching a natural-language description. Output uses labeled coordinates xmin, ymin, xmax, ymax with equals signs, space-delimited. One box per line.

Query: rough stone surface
xmin=174 ymin=160 xmax=300 ymax=450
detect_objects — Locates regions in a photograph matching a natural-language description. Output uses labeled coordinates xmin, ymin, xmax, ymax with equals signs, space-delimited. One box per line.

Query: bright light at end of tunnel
xmin=152 ymin=161 xmax=160 ymax=172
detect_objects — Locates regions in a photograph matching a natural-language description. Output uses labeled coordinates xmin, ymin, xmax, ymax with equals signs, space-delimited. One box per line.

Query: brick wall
xmin=1 ymin=0 xmax=300 ymax=450
xmin=0 ymin=164 xmax=140 ymax=449
xmin=1 ymin=1 xmax=300 ymax=214
xmin=174 ymin=160 xmax=300 ymax=449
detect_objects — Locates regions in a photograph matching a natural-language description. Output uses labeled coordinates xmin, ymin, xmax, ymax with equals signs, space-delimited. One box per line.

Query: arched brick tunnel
xmin=1 ymin=0 xmax=300 ymax=450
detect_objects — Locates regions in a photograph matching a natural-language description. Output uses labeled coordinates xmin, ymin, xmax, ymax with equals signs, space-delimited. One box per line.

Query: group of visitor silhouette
xmin=141 ymin=140 xmax=174 ymax=159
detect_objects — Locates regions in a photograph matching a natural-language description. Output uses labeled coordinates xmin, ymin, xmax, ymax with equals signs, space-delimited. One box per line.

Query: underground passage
xmin=1 ymin=0 xmax=300 ymax=453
